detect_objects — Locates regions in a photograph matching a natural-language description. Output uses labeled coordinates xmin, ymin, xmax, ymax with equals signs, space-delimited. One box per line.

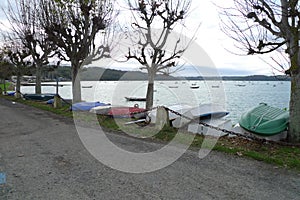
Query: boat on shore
xmin=149 ymin=104 xmax=193 ymax=124
xmin=23 ymin=93 xmax=56 ymax=101
xmin=171 ymin=103 xmax=229 ymax=128
xmin=149 ymin=103 xmax=229 ymax=128
xmin=238 ymin=103 xmax=289 ymax=136
xmin=89 ymin=105 xmax=112 ymax=114
xmin=6 ymin=91 xmax=16 ymax=96
xmin=71 ymin=101 xmax=110 ymax=111
xmin=106 ymin=106 xmax=147 ymax=119
xmin=90 ymin=104 xmax=147 ymax=119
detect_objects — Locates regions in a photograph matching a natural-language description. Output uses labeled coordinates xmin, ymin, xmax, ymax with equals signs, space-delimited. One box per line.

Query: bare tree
xmin=0 ymin=55 xmax=13 ymax=94
xmin=126 ymin=0 xmax=193 ymax=109
xmin=3 ymin=0 xmax=57 ymax=94
xmin=1 ymin=37 xmax=32 ymax=98
xmin=39 ymin=0 xmax=116 ymax=102
xmin=221 ymin=0 xmax=300 ymax=143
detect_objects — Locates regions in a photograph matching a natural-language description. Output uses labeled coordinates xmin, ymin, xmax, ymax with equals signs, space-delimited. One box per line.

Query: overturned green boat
xmin=239 ymin=103 xmax=289 ymax=136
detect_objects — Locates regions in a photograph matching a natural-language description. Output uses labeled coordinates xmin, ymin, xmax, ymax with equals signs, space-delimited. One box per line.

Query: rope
xmin=162 ymin=106 xmax=300 ymax=147
xmin=57 ymin=95 xmax=73 ymax=107
xmin=252 ymin=105 xmax=272 ymax=131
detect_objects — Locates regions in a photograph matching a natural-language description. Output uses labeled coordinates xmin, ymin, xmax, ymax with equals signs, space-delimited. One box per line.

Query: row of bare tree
xmin=0 ymin=0 xmax=192 ymax=109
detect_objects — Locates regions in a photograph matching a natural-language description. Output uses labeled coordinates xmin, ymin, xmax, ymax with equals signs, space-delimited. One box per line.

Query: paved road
xmin=0 ymin=98 xmax=299 ymax=200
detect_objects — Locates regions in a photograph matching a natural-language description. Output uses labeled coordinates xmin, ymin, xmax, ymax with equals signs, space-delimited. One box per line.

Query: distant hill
xmin=39 ymin=66 xmax=291 ymax=81
xmin=80 ymin=67 xmax=179 ymax=81
xmin=184 ymin=75 xmax=290 ymax=81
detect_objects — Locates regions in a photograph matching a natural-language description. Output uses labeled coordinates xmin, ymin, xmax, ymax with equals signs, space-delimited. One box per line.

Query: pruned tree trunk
xmin=146 ymin=71 xmax=155 ymax=110
xmin=35 ymin=64 xmax=42 ymax=94
xmin=16 ymin=73 xmax=21 ymax=98
xmin=3 ymin=79 xmax=6 ymax=94
xmin=288 ymin=71 xmax=300 ymax=142
xmin=72 ymin=66 xmax=81 ymax=103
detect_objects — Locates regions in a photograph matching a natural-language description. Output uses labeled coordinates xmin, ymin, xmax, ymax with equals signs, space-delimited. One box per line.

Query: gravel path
xmin=0 ymin=98 xmax=299 ymax=200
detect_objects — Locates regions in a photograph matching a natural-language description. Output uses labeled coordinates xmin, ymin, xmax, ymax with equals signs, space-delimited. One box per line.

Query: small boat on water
xmin=190 ymin=83 xmax=199 ymax=89
xmin=211 ymin=85 xmax=220 ymax=88
xmin=82 ymin=85 xmax=93 ymax=89
xmin=71 ymin=101 xmax=110 ymax=111
xmin=23 ymin=93 xmax=56 ymax=101
xmin=125 ymin=97 xmax=146 ymax=101
xmin=239 ymin=103 xmax=289 ymax=136
xmin=168 ymin=86 xmax=179 ymax=89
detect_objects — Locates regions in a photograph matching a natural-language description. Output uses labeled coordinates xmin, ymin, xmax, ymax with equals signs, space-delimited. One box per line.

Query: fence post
xmin=53 ymin=95 xmax=62 ymax=108
xmin=155 ymin=106 xmax=170 ymax=129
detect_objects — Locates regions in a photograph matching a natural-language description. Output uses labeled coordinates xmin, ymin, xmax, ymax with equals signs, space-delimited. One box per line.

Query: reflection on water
xmin=21 ymin=80 xmax=290 ymax=124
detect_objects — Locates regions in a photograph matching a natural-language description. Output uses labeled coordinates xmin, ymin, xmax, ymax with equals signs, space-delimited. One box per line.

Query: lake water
xmin=21 ymin=80 xmax=290 ymax=124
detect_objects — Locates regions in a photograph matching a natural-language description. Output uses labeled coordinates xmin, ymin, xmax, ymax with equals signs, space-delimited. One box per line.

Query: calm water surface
xmin=21 ymin=80 xmax=290 ymax=124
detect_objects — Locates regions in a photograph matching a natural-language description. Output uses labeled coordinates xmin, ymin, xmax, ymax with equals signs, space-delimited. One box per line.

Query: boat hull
xmin=239 ymin=103 xmax=289 ymax=136
xmin=71 ymin=102 xmax=110 ymax=111
xmin=23 ymin=93 xmax=56 ymax=101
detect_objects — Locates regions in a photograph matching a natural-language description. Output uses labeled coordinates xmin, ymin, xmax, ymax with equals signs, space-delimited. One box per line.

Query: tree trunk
xmin=15 ymin=74 xmax=21 ymax=98
xmin=3 ymin=79 xmax=6 ymax=94
xmin=288 ymin=71 xmax=300 ymax=143
xmin=72 ymin=66 xmax=82 ymax=103
xmin=35 ymin=64 xmax=42 ymax=94
xmin=146 ymin=71 xmax=155 ymax=110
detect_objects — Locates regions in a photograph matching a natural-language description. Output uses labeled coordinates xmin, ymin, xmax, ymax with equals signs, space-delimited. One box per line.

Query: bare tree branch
xmin=126 ymin=0 xmax=194 ymax=109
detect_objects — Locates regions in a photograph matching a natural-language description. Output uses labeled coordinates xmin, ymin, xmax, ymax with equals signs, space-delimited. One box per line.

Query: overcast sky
xmin=184 ymin=0 xmax=284 ymax=76
xmin=0 ymin=0 xmax=287 ymax=76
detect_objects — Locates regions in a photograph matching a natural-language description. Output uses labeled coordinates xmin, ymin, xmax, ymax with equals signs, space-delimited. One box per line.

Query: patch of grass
xmin=1 ymin=95 xmax=72 ymax=118
xmin=0 ymin=82 xmax=12 ymax=91
xmin=1 ymin=95 xmax=300 ymax=171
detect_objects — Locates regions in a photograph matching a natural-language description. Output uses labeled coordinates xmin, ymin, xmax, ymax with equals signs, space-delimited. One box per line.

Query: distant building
xmin=11 ymin=76 xmax=36 ymax=83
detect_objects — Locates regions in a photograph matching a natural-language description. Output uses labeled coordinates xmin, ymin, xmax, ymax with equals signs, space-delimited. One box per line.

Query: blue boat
xmin=71 ymin=101 xmax=111 ymax=111
xmin=7 ymin=91 xmax=16 ymax=96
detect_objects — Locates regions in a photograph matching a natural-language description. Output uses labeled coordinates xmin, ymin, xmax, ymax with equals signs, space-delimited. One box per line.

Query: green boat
xmin=239 ymin=103 xmax=289 ymax=136
xmin=23 ymin=93 xmax=56 ymax=101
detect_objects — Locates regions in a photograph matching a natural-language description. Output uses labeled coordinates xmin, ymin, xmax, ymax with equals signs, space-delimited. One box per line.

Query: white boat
xmin=190 ymin=83 xmax=199 ymax=89
xmin=149 ymin=103 xmax=229 ymax=128
xmin=89 ymin=105 xmax=112 ymax=114
xmin=188 ymin=118 xmax=232 ymax=137
xmin=149 ymin=104 xmax=193 ymax=124
xmin=172 ymin=103 xmax=229 ymax=128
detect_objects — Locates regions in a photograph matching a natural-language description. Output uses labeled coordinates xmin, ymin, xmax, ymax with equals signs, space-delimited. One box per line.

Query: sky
xmin=0 ymin=0 xmax=288 ymax=76
xmin=180 ymin=0 xmax=284 ymax=76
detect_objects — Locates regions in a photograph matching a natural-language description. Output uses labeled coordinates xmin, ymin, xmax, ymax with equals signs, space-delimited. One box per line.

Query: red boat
xmin=106 ymin=106 xmax=147 ymax=119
